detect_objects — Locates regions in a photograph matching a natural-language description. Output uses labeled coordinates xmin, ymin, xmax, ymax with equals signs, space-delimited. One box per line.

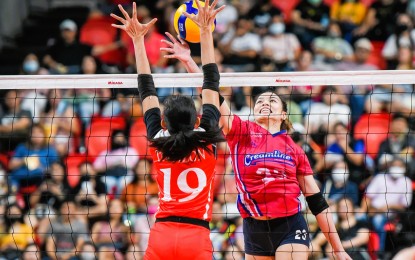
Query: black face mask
xmin=112 ymin=141 xmax=127 ymax=150
xmin=6 ymin=216 xmax=23 ymax=225
xmin=396 ymin=24 xmax=410 ymax=34
xmin=80 ymin=174 xmax=91 ymax=182
xmin=262 ymin=57 xmax=273 ymax=65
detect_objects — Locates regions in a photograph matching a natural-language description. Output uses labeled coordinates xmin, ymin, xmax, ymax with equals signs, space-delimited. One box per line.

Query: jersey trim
xmin=271 ymin=129 xmax=287 ymax=137
xmin=233 ymin=143 xmax=262 ymax=217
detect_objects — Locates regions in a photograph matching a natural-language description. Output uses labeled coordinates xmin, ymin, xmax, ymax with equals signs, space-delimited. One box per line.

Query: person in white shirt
xmin=362 ymin=156 xmax=413 ymax=251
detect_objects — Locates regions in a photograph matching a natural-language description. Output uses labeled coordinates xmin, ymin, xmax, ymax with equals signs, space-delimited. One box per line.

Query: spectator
xmin=0 ymin=204 xmax=34 ymax=259
xmin=354 ymin=0 xmax=408 ymax=41
xmin=0 ymin=90 xmax=32 ymax=153
xmin=219 ymin=17 xmax=262 ymax=72
xmin=210 ymin=201 xmax=232 ymax=259
xmin=248 ymin=0 xmax=281 ymax=38
xmin=322 ymin=160 xmax=360 ymax=206
xmin=41 ymin=89 xmax=81 ymax=157
xmin=336 ymin=37 xmax=377 ymax=71
xmin=261 ymin=18 xmax=301 ymax=72
xmin=377 ymin=115 xmax=415 ymax=169
xmin=91 ymin=199 xmax=130 ymax=259
xmin=304 ymin=86 xmax=351 ymax=134
xmin=325 ymin=122 xmax=367 ymax=185
xmin=45 ymin=200 xmax=87 ymax=260
xmin=215 ymin=0 xmax=239 ymax=37
xmin=291 ymin=0 xmax=330 ymax=49
xmin=396 ymin=46 xmax=415 ymax=70
xmin=93 ymin=130 xmax=139 ymax=196
xmin=120 ymin=158 xmax=158 ymax=213
xmin=330 ymin=0 xmax=368 ymax=42
xmin=29 ymin=161 xmax=72 ymax=212
xmin=312 ymin=22 xmax=354 ymax=68
xmin=362 ymin=156 xmax=413 ymax=251
xmin=382 ymin=13 xmax=415 ymax=69
xmin=8 ymin=123 xmax=59 ymax=191
xmin=73 ymin=162 xmax=107 ymax=220
xmin=132 ymin=196 xmax=158 ymax=255
xmin=43 ymin=19 xmax=93 ymax=74
xmin=312 ymin=197 xmax=370 ymax=260
xmin=19 ymin=53 xmax=49 ymax=123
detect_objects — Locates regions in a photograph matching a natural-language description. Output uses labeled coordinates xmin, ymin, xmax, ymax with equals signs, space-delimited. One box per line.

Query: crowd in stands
xmin=0 ymin=0 xmax=415 ymax=259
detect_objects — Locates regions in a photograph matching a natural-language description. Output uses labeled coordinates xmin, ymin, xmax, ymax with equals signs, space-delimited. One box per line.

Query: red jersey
xmin=150 ymin=129 xmax=217 ymax=221
xmin=226 ymin=115 xmax=313 ymax=218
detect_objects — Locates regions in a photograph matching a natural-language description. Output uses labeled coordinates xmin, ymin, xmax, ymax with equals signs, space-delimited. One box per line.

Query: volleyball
xmin=173 ymin=0 xmax=216 ymax=43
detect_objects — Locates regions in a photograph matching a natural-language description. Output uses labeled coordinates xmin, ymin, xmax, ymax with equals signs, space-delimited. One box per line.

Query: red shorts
xmin=144 ymin=221 xmax=212 ymax=260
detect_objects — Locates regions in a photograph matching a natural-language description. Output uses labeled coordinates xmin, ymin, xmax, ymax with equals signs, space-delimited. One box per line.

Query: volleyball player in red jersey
xmin=164 ymin=31 xmax=352 ymax=260
xmin=111 ymin=1 xmax=225 ymax=259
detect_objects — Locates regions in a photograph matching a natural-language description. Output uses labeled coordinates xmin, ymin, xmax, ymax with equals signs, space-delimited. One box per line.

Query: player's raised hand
xmin=184 ymin=0 xmax=225 ymax=30
xmin=161 ymin=32 xmax=192 ymax=62
xmin=111 ymin=2 xmax=157 ymax=41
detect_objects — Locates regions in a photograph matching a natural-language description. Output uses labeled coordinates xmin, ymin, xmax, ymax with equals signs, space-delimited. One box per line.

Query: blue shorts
xmin=243 ymin=213 xmax=310 ymax=256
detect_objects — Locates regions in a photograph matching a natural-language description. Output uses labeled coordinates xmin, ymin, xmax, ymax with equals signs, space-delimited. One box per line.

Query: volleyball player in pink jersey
xmin=164 ymin=35 xmax=351 ymax=260
xmin=111 ymin=1 xmax=225 ymax=259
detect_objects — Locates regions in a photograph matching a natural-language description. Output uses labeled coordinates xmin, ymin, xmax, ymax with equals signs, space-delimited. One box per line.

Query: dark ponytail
xmin=149 ymin=95 xmax=225 ymax=162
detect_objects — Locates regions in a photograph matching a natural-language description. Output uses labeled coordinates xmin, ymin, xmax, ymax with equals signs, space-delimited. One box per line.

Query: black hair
xmin=150 ymin=95 xmax=225 ymax=162
xmin=253 ymin=87 xmax=293 ymax=131
xmin=111 ymin=129 xmax=128 ymax=150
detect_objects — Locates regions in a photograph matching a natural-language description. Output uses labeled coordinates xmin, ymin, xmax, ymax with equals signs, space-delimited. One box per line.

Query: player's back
xmin=150 ymin=144 xmax=217 ymax=221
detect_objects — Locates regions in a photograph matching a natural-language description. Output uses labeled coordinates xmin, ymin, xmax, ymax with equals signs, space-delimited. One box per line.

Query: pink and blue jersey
xmin=226 ymin=115 xmax=313 ymax=218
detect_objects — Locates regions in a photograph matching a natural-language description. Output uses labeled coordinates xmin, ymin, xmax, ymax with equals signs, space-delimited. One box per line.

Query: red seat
xmin=64 ymin=153 xmax=90 ymax=188
xmin=85 ymin=117 xmax=127 ymax=160
xmin=367 ymin=41 xmax=387 ymax=70
xmin=354 ymin=113 xmax=391 ymax=159
xmin=129 ymin=117 xmax=150 ymax=158
xmin=79 ymin=16 xmax=126 ymax=66
xmin=368 ymin=231 xmax=380 ymax=260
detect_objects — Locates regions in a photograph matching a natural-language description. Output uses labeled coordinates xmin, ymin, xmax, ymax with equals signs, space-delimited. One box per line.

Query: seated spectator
xmin=377 ymin=115 xmax=415 ymax=170
xmin=132 ymin=196 xmax=158 ymax=255
xmin=354 ymin=0 xmax=408 ymax=41
xmin=312 ymin=197 xmax=370 ymax=260
xmin=94 ymin=130 xmax=138 ymax=196
xmin=291 ymin=0 xmax=330 ymax=50
xmin=261 ymin=17 xmax=301 ymax=72
xmin=362 ymin=156 xmax=413 ymax=251
xmin=330 ymin=0 xmax=368 ymax=42
xmin=247 ymin=0 xmax=281 ymax=38
xmin=0 ymin=90 xmax=32 ymax=153
xmin=215 ymin=0 xmax=239 ymax=37
xmin=382 ymin=13 xmax=415 ymax=69
xmin=219 ymin=17 xmax=262 ymax=72
xmin=91 ymin=199 xmax=130 ymax=259
xmin=73 ymin=162 xmax=107 ymax=220
xmin=312 ymin=22 xmax=354 ymax=68
xmin=323 ymin=160 xmax=359 ymax=206
xmin=335 ymin=38 xmax=378 ymax=71
xmin=78 ymin=241 xmax=97 ymax=260
xmin=29 ymin=161 xmax=72 ymax=212
xmin=395 ymin=46 xmax=415 ymax=70
xmin=8 ymin=123 xmax=59 ymax=191
xmin=0 ymin=204 xmax=34 ymax=259
xmin=43 ymin=19 xmax=93 ymax=74
xmin=326 ymin=122 xmax=367 ymax=185
xmin=304 ymin=86 xmax=351 ymax=134
xmin=45 ymin=200 xmax=87 ymax=260
xmin=121 ymin=159 xmax=158 ymax=213
xmin=276 ymin=87 xmax=303 ymax=124
xmin=19 ymin=54 xmax=49 ymax=123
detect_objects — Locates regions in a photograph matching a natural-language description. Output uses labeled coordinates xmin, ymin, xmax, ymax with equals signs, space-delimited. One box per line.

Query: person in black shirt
xmin=291 ymin=0 xmax=330 ymax=50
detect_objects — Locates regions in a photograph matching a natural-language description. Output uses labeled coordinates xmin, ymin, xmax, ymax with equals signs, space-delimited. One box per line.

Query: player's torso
xmin=151 ymin=146 xmax=217 ymax=221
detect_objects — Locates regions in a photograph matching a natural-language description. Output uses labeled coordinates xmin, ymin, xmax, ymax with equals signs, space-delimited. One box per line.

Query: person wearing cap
xmin=335 ymin=37 xmax=378 ymax=71
xmin=43 ymin=19 xmax=93 ymax=74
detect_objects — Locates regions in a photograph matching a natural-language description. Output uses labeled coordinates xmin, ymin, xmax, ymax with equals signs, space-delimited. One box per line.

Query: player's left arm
xmin=297 ymin=174 xmax=351 ymax=260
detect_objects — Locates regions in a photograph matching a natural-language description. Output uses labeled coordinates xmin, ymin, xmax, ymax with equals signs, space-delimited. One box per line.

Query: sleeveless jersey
xmin=150 ymin=128 xmax=217 ymax=221
xmin=226 ymin=115 xmax=313 ymax=218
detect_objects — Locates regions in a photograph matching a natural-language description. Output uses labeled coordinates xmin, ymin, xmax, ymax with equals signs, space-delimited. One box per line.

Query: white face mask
xmin=388 ymin=166 xmax=406 ymax=179
xmin=331 ymin=168 xmax=349 ymax=185
xmin=269 ymin=22 xmax=285 ymax=35
xmin=80 ymin=252 xmax=96 ymax=260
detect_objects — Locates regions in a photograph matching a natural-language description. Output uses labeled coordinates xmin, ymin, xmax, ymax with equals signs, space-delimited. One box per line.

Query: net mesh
xmin=0 ymin=79 xmax=414 ymax=260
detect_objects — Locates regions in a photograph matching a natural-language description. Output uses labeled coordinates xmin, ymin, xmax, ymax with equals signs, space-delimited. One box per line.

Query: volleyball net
xmin=0 ymin=70 xmax=414 ymax=259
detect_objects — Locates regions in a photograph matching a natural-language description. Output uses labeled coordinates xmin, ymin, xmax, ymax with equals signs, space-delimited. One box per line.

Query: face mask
xmin=328 ymin=31 xmax=340 ymax=38
xmin=269 ymin=22 xmax=285 ymax=35
xmin=331 ymin=168 xmax=349 ymax=185
xmin=396 ymin=24 xmax=410 ymax=34
xmin=23 ymin=60 xmax=39 ymax=74
xmin=388 ymin=166 xmax=405 ymax=179
xmin=80 ymin=252 xmax=96 ymax=260
xmin=308 ymin=0 xmax=322 ymax=5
